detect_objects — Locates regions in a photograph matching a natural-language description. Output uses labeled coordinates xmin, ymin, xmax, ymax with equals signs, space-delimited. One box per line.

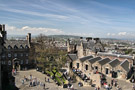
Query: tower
xmin=0 ymin=24 xmax=7 ymax=40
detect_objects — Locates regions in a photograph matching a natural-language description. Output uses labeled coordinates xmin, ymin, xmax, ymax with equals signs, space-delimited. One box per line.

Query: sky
xmin=0 ymin=0 xmax=135 ymax=39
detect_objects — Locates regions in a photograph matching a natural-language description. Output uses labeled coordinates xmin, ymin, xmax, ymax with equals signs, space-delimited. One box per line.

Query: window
xmin=21 ymin=60 xmax=23 ymax=64
xmin=85 ymin=65 xmax=88 ymax=70
xmin=14 ymin=53 xmax=17 ymax=57
xmin=26 ymin=53 xmax=28 ymax=56
xmin=26 ymin=59 xmax=28 ymax=64
xmin=77 ymin=63 xmax=79 ymax=68
xmin=20 ymin=45 xmax=23 ymax=49
xmin=2 ymin=61 xmax=4 ymax=64
xmin=2 ymin=54 xmax=5 ymax=58
xmin=3 ymin=61 xmax=5 ymax=65
xmin=8 ymin=53 xmax=11 ymax=57
xmin=8 ymin=61 xmax=11 ymax=65
xmin=20 ymin=53 xmax=23 ymax=57
xmin=8 ymin=45 xmax=11 ymax=49
xmin=25 ymin=45 xmax=29 ymax=49
xmin=14 ymin=45 xmax=18 ymax=49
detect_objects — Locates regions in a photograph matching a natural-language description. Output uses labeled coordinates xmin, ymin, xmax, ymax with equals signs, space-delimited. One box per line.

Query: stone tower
xmin=0 ymin=24 xmax=7 ymax=40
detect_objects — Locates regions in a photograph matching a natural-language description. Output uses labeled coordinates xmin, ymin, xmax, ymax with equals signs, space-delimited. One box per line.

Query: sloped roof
xmin=68 ymin=54 xmax=78 ymax=61
xmin=89 ymin=57 xmax=102 ymax=64
xmin=79 ymin=55 xmax=93 ymax=62
xmin=98 ymin=58 xmax=111 ymax=66
xmin=120 ymin=59 xmax=129 ymax=72
xmin=108 ymin=59 xmax=120 ymax=67
xmin=4 ymin=40 xmax=29 ymax=48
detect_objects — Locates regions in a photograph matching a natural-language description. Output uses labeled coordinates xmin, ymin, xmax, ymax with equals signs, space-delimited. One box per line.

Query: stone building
xmin=67 ymin=37 xmax=105 ymax=58
xmin=93 ymin=58 xmax=111 ymax=73
xmin=97 ymin=52 xmax=133 ymax=67
xmin=117 ymin=60 xmax=130 ymax=79
xmin=102 ymin=59 xmax=121 ymax=78
xmin=72 ymin=55 xmax=93 ymax=70
xmin=83 ymin=57 xmax=102 ymax=76
xmin=1 ymin=25 xmax=35 ymax=72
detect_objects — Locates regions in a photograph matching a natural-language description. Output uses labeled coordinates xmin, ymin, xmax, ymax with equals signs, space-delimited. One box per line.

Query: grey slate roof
xmin=89 ymin=57 xmax=102 ymax=64
xmin=97 ymin=52 xmax=133 ymax=59
xmin=4 ymin=40 xmax=29 ymax=48
xmin=68 ymin=54 xmax=78 ymax=61
xmin=108 ymin=59 xmax=120 ymax=67
xmin=98 ymin=58 xmax=111 ymax=66
xmin=120 ymin=59 xmax=129 ymax=72
xmin=79 ymin=55 xmax=93 ymax=62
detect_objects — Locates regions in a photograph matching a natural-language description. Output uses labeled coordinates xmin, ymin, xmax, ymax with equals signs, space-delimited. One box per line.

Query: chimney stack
xmin=86 ymin=37 xmax=92 ymax=42
xmin=80 ymin=37 xmax=83 ymax=41
xmin=27 ymin=33 xmax=31 ymax=44
xmin=0 ymin=24 xmax=7 ymax=40
xmin=94 ymin=38 xmax=100 ymax=43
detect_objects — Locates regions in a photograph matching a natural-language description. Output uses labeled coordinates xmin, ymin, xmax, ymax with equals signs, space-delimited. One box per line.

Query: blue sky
xmin=0 ymin=0 xmax=135 ymax=39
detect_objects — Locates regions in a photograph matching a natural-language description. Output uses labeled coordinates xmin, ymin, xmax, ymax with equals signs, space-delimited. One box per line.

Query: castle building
xmin=67 ymin=37 xmax=105 ymax=58
xmin=0 ymin=24 xmax=35 ymax=72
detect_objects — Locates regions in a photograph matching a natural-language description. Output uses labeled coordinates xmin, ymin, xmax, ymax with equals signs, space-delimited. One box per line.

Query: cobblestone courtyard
xmin=14 ymin=70 xmax=133 ymax=90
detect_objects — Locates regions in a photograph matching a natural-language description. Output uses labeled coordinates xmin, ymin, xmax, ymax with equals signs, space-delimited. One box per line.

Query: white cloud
xmin=5 ymin=24 xmax=95 ymax=37
xmin=118 ymin=32 xmax=127 ymax=36
xmin=6 ymin=24 xmax=64 ymax=35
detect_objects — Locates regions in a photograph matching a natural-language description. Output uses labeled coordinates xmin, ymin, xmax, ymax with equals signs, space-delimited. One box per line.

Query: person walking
xmin=111 ymin=79 xmax=114 ymax=86
xmin=43 ymin=83 xmax=45 ymax=89
xmin=22 ymin=79 xmax=24 ymax=84
xmin=45 ymin=77 xmax=46 ymax=82
xmin=48 ymin=78 xmax=50 ymax=83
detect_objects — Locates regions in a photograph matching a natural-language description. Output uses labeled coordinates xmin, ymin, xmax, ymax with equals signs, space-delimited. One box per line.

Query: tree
xmin=35 ymin=34 xmax=67 ymax=72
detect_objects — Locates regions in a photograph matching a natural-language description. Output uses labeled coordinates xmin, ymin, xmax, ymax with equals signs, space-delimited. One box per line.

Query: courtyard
xmin=14 ymin=69 xmax=133 ymax=90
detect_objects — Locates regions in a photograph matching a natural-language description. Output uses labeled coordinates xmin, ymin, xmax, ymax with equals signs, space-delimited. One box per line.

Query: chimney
xmin=0 ymin=24 xmax=7 ymax=40
xmin=94 ymin=38 xmax=100 ymax=43
xmin=2 ymin=24 xmax=5 ymax=31
xmin=0 ymin=24 xmax=2 ymax=32
xmin=86 ymin=37 xmax=92 ymax=42
xmin=27 ymin=33 xmax=31 ymax=44
xmin=80 ymin=37 xmax=83 ymax=41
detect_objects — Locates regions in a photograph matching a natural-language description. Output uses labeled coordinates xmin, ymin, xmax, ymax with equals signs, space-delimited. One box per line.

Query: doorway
xmin=106 ymin=68 xmax=109 ymax=74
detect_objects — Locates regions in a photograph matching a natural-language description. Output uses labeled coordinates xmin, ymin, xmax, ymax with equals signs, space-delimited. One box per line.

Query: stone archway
xmin=13 ymin=58 xmax=20 ymax=71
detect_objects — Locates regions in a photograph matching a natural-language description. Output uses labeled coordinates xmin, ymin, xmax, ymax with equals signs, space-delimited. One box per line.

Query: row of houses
xmin=68 ymin=54 xmax=131 ymax=79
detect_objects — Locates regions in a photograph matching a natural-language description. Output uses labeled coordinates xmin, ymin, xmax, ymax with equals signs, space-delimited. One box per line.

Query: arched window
xmin=8 ymin=61 xmax=11 ymax=65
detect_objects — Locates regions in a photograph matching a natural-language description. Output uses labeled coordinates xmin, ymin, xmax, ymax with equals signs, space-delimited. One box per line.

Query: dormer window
xmin=8 ymin=45 xmax=11 ymax=49
xmin=14 ymin=45 xmax=18 ymax=49
xmin=20 ymin=45 xmax=23 ymax=49
xmin=25 ymin=45 xmax=29 ymax=49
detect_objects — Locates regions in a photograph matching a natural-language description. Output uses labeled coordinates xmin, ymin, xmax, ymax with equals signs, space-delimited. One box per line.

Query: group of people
xmin=21 ymin=74 xmax=47 ymax=89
